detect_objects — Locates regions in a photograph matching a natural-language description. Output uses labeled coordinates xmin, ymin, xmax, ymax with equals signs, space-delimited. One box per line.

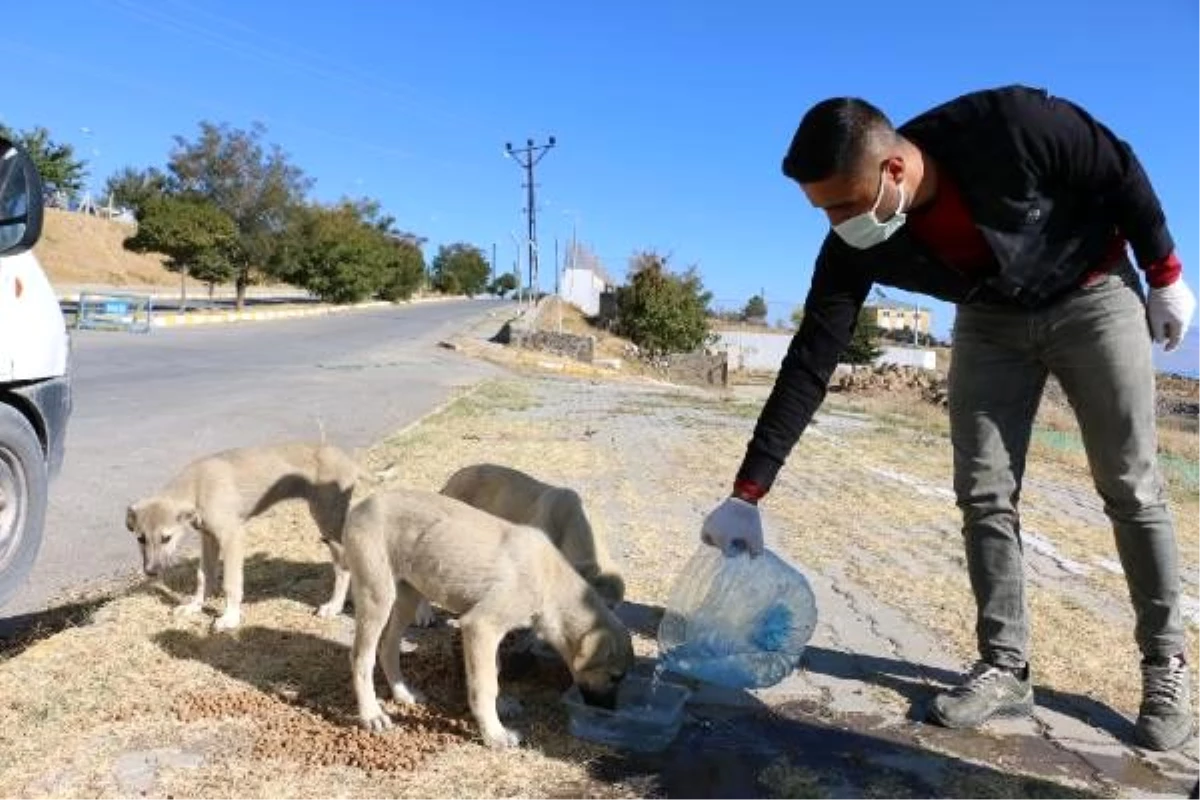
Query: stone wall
xmin=657 ymin=352 xmax=729 ymax=388
xmin=512 ymin=329 xmax=595 ymax=363
xmin=494 ymin=300 xmax=596 ymax=363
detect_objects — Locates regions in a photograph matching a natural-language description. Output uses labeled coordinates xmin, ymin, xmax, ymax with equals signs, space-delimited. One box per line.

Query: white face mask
xmin=833 ymin=171 xmax=907 ymax=250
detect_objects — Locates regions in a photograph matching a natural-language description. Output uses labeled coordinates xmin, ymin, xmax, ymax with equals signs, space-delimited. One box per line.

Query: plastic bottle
xmin=657 ymin=544 xmax=817 ymax=689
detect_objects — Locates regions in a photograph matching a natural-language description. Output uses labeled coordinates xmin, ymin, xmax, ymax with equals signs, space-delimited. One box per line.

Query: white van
xmin=0 ymin=138 xmax=72 ymax=606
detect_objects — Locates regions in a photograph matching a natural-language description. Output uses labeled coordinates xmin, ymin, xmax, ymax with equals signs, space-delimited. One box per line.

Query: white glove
xmin=700 ymin=497 xmax=764 ymax=557
xmin=1147 ymin=279 xmax=1196 ymax=352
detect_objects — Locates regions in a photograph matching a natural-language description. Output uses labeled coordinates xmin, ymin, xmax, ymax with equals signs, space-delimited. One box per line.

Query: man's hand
xmin=700 ymin=497 xmax=764 ymax=557
xmin=1147 ymin=278 xmax=1196 ymax=352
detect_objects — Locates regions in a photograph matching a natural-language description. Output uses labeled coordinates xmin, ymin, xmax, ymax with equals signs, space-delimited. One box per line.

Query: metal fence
xmin=73 ymin=292 xmax=154 ymax=333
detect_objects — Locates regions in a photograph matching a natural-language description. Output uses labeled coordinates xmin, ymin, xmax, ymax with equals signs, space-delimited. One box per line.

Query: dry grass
xmin=0 ymin=380 xmax=657 ymax=798
xmin=529 ymin=297 xmax=658 ymax=373
xmin=0 ymin=372 xmax=1194 ymax=797
xmin=34 ymin=209 xmax=177 ymax=287
xmin=34 ymin=209 xmax=293 ymax=293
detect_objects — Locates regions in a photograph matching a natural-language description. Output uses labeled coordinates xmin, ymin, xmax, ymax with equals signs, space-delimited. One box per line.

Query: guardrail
xmin=73 ymin=292 xmax=154 ymax=333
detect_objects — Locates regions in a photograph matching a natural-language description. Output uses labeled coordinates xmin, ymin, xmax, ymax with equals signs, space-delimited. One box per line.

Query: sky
xmin=6 ymin=0 xmax=1198 ymax=370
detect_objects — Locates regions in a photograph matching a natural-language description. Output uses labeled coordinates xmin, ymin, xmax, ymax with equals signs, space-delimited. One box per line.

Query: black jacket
xmin=737 ymin=85 xmax=1175 ymax=491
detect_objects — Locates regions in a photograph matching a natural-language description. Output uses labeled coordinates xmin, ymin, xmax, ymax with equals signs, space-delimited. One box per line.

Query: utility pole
xmin=504 ymin=136 xmax=556 ymax=303
xmin=509 ymin=230 xmax=522 ymax=305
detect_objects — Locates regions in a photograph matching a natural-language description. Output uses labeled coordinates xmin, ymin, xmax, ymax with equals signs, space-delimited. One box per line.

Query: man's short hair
xmin=781 ymin=98 xmax=895 ymax=183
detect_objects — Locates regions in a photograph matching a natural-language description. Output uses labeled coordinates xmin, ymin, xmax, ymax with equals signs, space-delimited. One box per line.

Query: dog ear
xmin=592 ymin=573 xmax=626 ymax=609
xmin=125 ymin=504 xmax=139 ymax=533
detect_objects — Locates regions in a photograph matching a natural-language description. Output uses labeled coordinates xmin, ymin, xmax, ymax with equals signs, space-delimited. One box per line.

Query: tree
xmin=790 ymin=304 xmax=805 ymax=329
xmin=378 ymin=236 xmax=426 ymax=302
xmin=489 ymin=272 xmax=519 ymax=298
xmin=742 ymin=294 xmax=768 ymax=323
xmin=0 ymin=124 xmax=87 ymax=199
xmin=842 ymin=307 xmax=884 ymax=364
xmin=431 ymin=243 xmax=490 ymax=296
xmin=168 ymin=121 xmax=312 ymax=309
xmin=269 ymin=200 xmax=424 ymax=304
xmin=104 ymin=166 xmax=170 ymax=215
xmin=615 ymin=250 xmax=714 ymax=355
xmin=332 ymin=197 xmax=426 ymax=302
xmin=123 ymin=195 xmax=239 ymax=305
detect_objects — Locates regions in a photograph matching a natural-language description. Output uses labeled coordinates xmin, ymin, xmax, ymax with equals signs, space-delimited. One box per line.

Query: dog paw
xmin=314 ymin=601 xmax=342 ymax=618
xmin=360 ymin=712 xmax=394 ymax=732
xmin=413 ymin=600 xmax=437 ymax=628
xmin=483 ymin=727 xmax=522 ymax=750
xmin=212 ymin=612 xmax=241 ymax=632
xmin=497 ymin=695 xmax=524 ymax=719
xmin=391 ymin=683 xmax=425 ymax=705
xmin=173 ymin=601 xmax=203 ymax=618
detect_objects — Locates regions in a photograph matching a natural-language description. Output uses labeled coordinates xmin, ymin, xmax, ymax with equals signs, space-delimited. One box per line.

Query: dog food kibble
xmin=174 ymin=688 xmax=473 ymax=774
xmin=165 ymin=632 xmax=564 ymax=774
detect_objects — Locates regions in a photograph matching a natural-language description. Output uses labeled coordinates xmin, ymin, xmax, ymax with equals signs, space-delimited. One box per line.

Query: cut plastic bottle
xmin=657 ymin=544 xmax=817 ymax=689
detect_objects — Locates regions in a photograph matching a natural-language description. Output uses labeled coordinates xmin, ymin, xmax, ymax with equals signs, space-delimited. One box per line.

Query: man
xmin=700 ymin=85 xmax=1195 ymax=751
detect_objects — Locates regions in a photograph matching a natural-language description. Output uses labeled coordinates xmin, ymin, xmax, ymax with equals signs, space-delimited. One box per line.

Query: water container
xmin=561 ymin=674 xmax=690 ymax=752
xmin=657 ymin=544 xmax=817 ymax=689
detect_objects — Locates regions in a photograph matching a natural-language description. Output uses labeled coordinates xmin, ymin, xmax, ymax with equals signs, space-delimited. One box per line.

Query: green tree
xmin=0 ymin=124 xmax=88 ymax=199
xmin=104 ymin=166 xmax=170 ymax=215
xmin=615 ymin=250 xmax=714 ymax=355
xmin=488 ymin=272 xmax=519 ymax=298
xmin=268 ymin=200 xmax=416 ymax=304
xmin=790 ymin=304 xmax=805 ymax=329
xmin=123 ymin=195 xmax=239 ymax=299
xmin=377 ymin=235 xmax=426 ymax=302
xmin=168 ymin=121 xmax=312 ymax=309
xmin=842 ymin=307 xmax=884 ymax=364
xmin=285 ymin=203 xmax=377 ymax=303
xmin=742 ymin=294 xmax=768 ymax=322
xmin=431 ymin=243 xmax=490 ymax=296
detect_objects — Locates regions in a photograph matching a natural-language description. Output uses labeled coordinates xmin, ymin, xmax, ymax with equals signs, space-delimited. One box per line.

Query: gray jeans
xmin=949 ymin=263 xmax=1183 ymax=669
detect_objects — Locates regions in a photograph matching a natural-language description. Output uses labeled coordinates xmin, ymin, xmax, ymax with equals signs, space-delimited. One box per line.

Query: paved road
xmin=2 ymin=299 xmax=510 ymax=619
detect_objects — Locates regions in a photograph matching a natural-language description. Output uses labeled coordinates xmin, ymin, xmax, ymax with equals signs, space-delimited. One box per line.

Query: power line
xmin=504 ymin=136 xmax=556 ymax=302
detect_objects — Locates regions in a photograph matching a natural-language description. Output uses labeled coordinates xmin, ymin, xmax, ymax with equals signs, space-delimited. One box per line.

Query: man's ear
xmin=177 ymin=507 xmax=201 ymax=530
xmin=125 ymin=504 xmax=139 ymax=533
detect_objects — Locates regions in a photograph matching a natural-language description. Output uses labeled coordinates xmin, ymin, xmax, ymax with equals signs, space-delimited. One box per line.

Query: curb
xmin=149 ymin=301 xmax=389 ymax=328
xmin=143 ymin=295 xmax=471 ymax=328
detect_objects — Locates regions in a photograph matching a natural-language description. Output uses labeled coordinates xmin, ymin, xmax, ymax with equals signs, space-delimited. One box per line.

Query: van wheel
xmin=0 ymin=406 xmax=47 ymax=608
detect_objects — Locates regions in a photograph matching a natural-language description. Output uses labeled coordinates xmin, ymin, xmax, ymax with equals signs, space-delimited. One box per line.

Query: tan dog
xmin=439 ymin=463 xmax=624 ymax=607
xmin=125 ymin=442 xmax=359 ymax=631
xmin=341 ymin=488 xmax=634 ymax=749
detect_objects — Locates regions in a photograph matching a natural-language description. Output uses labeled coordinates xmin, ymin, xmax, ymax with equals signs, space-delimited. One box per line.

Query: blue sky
xmin=6 ymin=1 xmax=1198 ymax=358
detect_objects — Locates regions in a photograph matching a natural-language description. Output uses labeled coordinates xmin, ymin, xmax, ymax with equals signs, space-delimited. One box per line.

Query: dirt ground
xmin=0 ymin=330 xmax=1197 ymax=797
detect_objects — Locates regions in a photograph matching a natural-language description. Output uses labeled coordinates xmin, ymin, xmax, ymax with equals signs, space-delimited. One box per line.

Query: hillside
xmin=32 ymin=209 xmax=289 ymax=294
xmin=34 ymin=209 xmax=177 ymax=288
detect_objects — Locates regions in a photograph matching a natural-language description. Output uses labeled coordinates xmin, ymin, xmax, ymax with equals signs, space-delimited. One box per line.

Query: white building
xmin=713 ymin=329 xmax=936 ymax=372
xmin=559 ymin=265 xmax=611 ymax=316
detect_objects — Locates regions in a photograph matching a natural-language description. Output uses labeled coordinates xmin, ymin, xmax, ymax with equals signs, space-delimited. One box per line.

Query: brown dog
xmin=342 ymin=488 xmax=634 ymax=749
xmin=125 ymin=441 xmax=359 ymax=630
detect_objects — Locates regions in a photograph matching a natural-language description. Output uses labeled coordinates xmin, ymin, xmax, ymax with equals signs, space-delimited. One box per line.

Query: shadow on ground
xmin=0 ymin=594 xmax=114 ymax=659
xmin=8 ymin=561 xmax=1190 ymax=797
xmin=800 ymin=645 xmax=1137 ymax=742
